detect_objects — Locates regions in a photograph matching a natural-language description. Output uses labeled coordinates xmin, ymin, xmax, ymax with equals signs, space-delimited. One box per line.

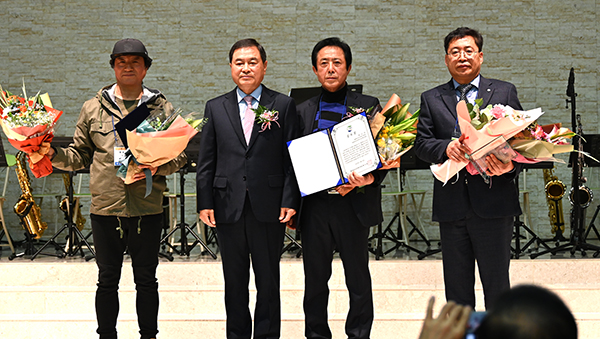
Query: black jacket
xmin=196 ymin=85 xmax=300 ymax=223
xmin=414 ymin=76 xmax=524 ymax=222
xmin=296 ymin=89 xmax=386 ymax=228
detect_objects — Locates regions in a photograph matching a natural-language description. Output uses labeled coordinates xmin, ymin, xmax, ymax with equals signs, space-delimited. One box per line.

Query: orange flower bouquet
xmin=116 ymin=108 xmax=207 ymax=196
xmin=0 ymin=82 xmax=63 ymax=178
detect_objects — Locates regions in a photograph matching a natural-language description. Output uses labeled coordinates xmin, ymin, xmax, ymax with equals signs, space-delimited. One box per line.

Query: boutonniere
xmin=344 ymin=106 xmax=374 ymax=120
xmin=252 ymin=105 xmax=280 ymax=132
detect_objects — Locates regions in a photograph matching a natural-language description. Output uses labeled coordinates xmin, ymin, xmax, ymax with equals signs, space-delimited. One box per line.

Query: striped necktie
xmin=457 ymin=84 xmax=474 ymax=103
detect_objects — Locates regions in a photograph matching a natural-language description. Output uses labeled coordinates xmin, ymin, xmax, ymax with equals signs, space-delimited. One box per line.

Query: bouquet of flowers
xmin=468 ymin=100 xmax=575 ymax=159
xmin=460 ymin=102 xmax=577 ymax=182
xmin=510 ymin=121 xmax=575 ymax=162
xmin=370 ymin=94 xmax=420 ymax=169
xmin=0 ymin=82 xmax=63 ymax=178
xmin=431 ymin=101 xmax=544 ymax=184
xmin=117 ymin=107 xmax=207 ymax=196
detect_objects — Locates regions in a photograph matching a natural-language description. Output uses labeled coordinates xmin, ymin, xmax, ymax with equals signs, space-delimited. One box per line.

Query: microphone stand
xmin=531 ymin=68 xmax=600 ymax=258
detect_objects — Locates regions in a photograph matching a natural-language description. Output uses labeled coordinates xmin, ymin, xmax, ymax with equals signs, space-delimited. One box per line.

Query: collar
xmin=452 ymin=74 xmax=481 ymax=90
xmin=106 ymin=84 xmax=157 ymax=107
xmin=321 ymin=83 xmax=348 ymax=103
xmin=236 ymin=85 xmax=263 ymax=103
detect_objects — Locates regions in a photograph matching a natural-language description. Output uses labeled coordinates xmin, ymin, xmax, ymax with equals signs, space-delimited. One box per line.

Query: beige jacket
xmin=52 ymin=84 xmax=187 ymax=217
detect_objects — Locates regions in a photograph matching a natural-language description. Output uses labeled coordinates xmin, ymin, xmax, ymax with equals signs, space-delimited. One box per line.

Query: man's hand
xmin=348 ymin=171 xmax=374 ymax=186
xmin=286 ymin=215 xmax=297 ymax=230
xmin=124 ymin=164 xmax=158 ymax=183
xmin=199 ymin=209 xmax=216 ymax=227
xmin=335 ymin=184 xmax=354 ymax=196
xmin=279 ymin=208 xmax=296 ymax=224
xmin=485 ymin=154 xmax=514 ymax=176
xmin=446 ymin=134 xmax=471 ymax=163
xmin=29 ymin=141 xmax=53 ymax=164
xmin=418 ymin=296 xmax=472 ymax=339
xmin=335 ymin=171 xmax=374 ymax=196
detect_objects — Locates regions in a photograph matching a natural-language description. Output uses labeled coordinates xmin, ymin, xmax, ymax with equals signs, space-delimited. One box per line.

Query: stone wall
xmin=1 ymin=0 xmax=599 ymax=244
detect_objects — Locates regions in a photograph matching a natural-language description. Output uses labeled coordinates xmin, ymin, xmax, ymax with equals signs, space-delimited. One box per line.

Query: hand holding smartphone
xmin=464 ymin=311 xmax=486 ymax=339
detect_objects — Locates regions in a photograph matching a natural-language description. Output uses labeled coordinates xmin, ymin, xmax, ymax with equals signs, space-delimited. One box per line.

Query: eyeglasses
xmin=447 ymin=48 xmax=480 ymax=59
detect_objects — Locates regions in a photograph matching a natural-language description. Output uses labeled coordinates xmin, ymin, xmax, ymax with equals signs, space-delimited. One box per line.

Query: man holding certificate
xmin=196 ymin=38 xmax=299 ymax=339
xmin=414 ymin=27 xmax=523 ymax=310
xmin=296 ymin=37 xmax=387 ymax=339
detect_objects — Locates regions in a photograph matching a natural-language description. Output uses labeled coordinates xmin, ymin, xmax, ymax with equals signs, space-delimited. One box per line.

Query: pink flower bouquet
xmin=509 ymin=122 xmax=574 ymax=163
xmin=431 ymin=101 xmax=543 ymax=184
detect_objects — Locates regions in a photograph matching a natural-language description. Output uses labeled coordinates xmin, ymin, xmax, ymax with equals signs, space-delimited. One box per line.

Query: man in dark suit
xmin=414 ymin=27 xmax=523 ymax=310
xmin=196 ymin=38 xmax=300 ymax=339
xmin=296 ymin=37 xmax=387 ymax=339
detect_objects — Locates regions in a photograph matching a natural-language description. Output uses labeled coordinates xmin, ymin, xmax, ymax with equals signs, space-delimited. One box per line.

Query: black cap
xmin=110 ymin=38 xmax=152 ymax=68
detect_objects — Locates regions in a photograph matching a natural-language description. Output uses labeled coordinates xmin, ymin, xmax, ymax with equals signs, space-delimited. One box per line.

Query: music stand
xmin=0 ymin=138 xmax=16 ymax=258
xmin=370 ymin=150 xmax=435 ymax=260
xmin=160 ymin=134 xmax=216 ymax=258
xmin=581 ymin=134 xmax=600 ymax=247
xmin=582 ymin=134 xmax=600 ymax=168
xmin=512 ymin=162 xmax=554 ymax=258
xmin=289 ymin=84 xmax=363 ymax=106
xmin=30 ymin=137 xmax=95 ymax=260
xmin=281 ymin=230 xmax=302 ymax=258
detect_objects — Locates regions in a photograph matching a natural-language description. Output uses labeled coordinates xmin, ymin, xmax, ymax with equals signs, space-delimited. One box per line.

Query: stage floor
xmin=1 ymin=237 xmax=600 ymax=339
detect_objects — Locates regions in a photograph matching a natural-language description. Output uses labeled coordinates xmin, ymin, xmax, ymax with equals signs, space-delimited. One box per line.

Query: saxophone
xmin=59 ymin=173 xmax=86 ymax=231
xmin=543 ymin=167 xmax=566 ymax=236
xmin=13 ymin=151 xmax=47 ymax=239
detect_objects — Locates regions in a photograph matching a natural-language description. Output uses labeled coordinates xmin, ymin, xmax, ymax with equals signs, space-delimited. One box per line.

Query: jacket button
xmin=243 ymin=176 xmax=247 ymax=181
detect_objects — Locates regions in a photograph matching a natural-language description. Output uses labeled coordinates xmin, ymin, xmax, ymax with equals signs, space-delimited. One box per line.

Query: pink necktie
xmin=243 ymin=96 xmax=254 ymax=144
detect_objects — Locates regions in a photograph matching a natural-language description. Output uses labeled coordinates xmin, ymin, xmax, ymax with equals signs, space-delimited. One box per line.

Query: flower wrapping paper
xmin=431 ymin=101 xmax=543 ymax=184
xmin=0 ymin=93 xmax=62 ymax=178
xmin=123 ymin=115 xmax=197 ymax=184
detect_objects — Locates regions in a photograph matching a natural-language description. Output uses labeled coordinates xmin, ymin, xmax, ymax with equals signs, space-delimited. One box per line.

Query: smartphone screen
xmin=465 ymin=311 xmax=486 ymax=339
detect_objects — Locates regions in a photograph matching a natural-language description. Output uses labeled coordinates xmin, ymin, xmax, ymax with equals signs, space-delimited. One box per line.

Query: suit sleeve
xmin=507 ymin=83 xmax=523 ymax=111
xmin=196 ymin=101 xmax=217 ymax=212
xmin=281 ymin=97 xmax=301 ymax=210
xmin=414 ymin=92 xmax=452 ymax=164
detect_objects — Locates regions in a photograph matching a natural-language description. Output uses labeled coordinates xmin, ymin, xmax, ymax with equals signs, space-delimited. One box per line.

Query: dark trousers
xmin=216 ymin=196 xmax=285 ymax=339
xmin=439 ymin=211 xmax=513 ymax=310
xmin=301 ymin=193 xmax=373 ymax=339
xmin=91 ymin=213 xmax=163 ymax=339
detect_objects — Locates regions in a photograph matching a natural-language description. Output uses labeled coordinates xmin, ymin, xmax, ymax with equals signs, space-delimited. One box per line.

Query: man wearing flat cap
xmin=35 ymin=38 xmax=186 ymax=339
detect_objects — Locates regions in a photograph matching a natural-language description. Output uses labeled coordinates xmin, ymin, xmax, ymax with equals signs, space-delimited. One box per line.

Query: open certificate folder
xmin=287 ymin=113 xmax=381 ymax=196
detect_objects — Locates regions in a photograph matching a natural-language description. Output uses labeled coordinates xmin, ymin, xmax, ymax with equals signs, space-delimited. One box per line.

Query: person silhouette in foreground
xmin=419 ymin=284 xmax=578 ymax=339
